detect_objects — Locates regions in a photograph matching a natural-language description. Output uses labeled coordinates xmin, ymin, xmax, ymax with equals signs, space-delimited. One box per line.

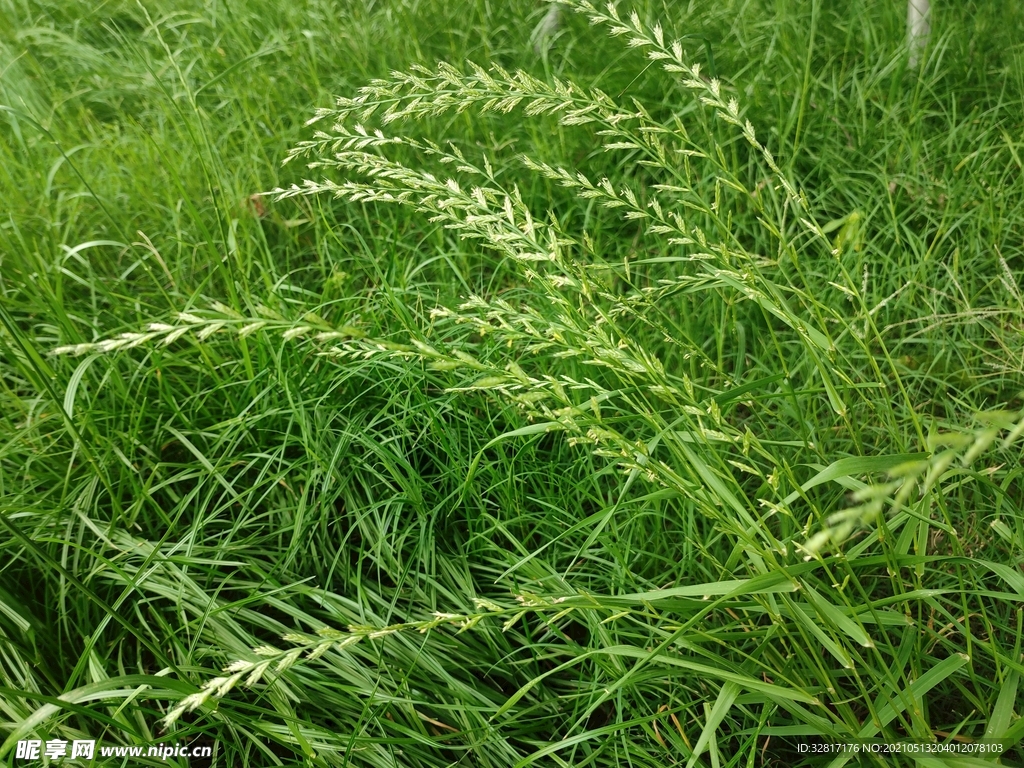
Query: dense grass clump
xmin=2 ymin=0 xmax=1024 ymax=766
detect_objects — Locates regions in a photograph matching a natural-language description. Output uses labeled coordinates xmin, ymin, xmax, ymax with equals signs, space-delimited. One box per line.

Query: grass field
xmin=2 ymin=0 xmax=1024 ymax=765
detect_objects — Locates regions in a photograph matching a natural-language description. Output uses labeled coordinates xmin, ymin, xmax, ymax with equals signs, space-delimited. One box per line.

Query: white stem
xmin=907 ymin=0 xmax=931 ymax=68
xmin=531 ymin=4 xmax=563 ymax=56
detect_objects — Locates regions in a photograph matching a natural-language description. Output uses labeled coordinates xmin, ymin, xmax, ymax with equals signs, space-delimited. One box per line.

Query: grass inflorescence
xmin=3 ymin=0 xmax=1024 ymax=765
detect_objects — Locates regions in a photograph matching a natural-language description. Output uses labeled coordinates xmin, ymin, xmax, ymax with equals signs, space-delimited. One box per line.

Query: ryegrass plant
xmin=3 ymin=0 xmax=1024 ymax=765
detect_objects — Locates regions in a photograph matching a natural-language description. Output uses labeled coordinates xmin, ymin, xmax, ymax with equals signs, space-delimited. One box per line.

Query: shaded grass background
xmin=2 ymin=0 xmax=1024 ymax=765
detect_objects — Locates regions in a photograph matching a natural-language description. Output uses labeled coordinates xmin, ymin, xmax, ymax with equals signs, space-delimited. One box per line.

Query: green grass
xmin=2 ymin=0 xmax=1024 ymax=766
